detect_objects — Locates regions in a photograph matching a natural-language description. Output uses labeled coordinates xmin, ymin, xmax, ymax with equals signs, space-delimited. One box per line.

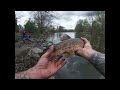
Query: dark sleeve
xmin=89 ymin=51 xmax=105 ymax=76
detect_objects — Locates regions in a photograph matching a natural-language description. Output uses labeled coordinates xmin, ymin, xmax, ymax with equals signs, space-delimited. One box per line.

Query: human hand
xmin=29 ymin=45 xmax=67 ymax=79
xmin=75 ymin=37 xmax=96 ymax=60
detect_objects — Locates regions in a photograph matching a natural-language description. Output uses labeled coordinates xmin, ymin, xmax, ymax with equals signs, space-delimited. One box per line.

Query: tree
xmin=58 ymin=26 xmax=65 ymax=32
xmin=33 ymin=11 xmax=55 ymax=34
xmin=75 ymin=20 xmax=84 ymax=38
xmin=95 ymin=11 xmax=105 ymax=53
xmin=24 ymin=19 xmax=37 ymax=33
xmin=74 ymin=11 xmax=105 ymax=53
xmin=18 ymin=24 xmax=24 ymax=31
xmin=15 ymin=14 xmax=19 ymax=32
xmin=91 ymin=11 xmax=105 ymax=53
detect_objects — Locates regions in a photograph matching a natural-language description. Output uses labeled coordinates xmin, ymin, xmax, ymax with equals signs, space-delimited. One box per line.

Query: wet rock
xmin=28 ymin=47 xmax=43 ymax=60
xmin=48 ymin=76 xmax=55 ymax=79
xmin=15 ymin=41 xmax=53 ymax=73
xmin=43 ymin=46 xmax=47 ymax=50
xmin=47 ymin=42 xmax=52 ymax=46
xmin=15 ymin=46 xmax=31 ymax=57
xmin=60 ymin=34 xmax=71 ymax=41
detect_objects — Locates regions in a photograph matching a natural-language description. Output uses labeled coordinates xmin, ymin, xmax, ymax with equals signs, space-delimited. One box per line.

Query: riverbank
xmin=15 ymin=40 xmax=53 ymax=73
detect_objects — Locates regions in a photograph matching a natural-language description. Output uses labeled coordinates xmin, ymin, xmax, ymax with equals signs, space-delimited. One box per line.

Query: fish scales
xmin=49 ymin=38 xmax=85 ymax=59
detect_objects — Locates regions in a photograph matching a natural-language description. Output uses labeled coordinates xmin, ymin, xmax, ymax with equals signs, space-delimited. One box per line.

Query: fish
xmin=49 ymin=37 xmax=85 ymax=60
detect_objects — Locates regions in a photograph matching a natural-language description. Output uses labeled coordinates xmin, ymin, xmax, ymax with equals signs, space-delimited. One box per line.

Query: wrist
xmin=26 ymin=67 xmax=43 ymax=79
xmin=84 ymin=49 xmax=96 ymax=60
xmin=15 ymin=67 xmax=44 ymax=79
xmin=15 ymin=69 xmax=35 ymax=79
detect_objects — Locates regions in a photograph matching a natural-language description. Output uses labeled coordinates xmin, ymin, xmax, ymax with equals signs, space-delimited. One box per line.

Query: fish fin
xmin=63 ymin=52 xmax=71 ymax=58
xmin=71 ymin=51 xmax=75 ymax=55
xmin=73 ymin=54 xmax=78 ymax=57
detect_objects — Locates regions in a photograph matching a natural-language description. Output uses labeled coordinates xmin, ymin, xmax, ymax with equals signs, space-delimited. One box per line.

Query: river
xmin=48 ymin=32 xmax=105 ymax=79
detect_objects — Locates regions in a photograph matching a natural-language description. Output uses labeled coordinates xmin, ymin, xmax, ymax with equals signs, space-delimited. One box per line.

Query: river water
xmin=48 ymin=32 xmax=105 ymax=79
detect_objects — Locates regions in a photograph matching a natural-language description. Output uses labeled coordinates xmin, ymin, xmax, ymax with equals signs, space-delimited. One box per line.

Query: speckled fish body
xmin=50 ymin=38 xmax=85 ymax=59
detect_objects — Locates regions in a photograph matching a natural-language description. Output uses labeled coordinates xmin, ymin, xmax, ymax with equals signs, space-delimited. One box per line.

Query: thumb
xmin=42 ymin=45 xmax=54 ymax=58
xmin=81 ymin=37 xmax=89 ymax=44
xmin=75 ymin=47 xmax=83 ymax=56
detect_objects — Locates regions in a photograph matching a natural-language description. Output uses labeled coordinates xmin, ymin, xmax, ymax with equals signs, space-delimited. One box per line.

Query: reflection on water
xmin=48 ymin=32 xmax=75 ymax=44
xmin=48 ymin=32 xmax=105 ymax=79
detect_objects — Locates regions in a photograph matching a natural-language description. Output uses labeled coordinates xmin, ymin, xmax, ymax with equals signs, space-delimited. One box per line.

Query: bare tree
xmin=33 ymin=11 xmax=55 ymax=34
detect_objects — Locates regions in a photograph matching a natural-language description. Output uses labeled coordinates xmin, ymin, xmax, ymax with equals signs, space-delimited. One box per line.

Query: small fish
xmin=49 ymin=37 xmax=85 ymax=60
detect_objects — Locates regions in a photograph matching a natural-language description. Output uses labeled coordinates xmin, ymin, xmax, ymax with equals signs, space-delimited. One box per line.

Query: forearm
xmin=15 ymin=70 xmax=31 ymax=79
xmin=15 ymin=67 xmax=42 ymax=79
xmin=89 ymin=50 xmax=105 ymax=76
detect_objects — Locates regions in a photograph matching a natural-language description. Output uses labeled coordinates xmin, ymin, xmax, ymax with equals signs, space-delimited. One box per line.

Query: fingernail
xmin=56 ymin=55 xmax=63 ymax=60
xmin=51 ymin=45 xmax=54 ymax=50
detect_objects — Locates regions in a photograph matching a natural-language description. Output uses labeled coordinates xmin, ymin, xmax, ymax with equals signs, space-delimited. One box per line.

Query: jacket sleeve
xmin=89 ymin=51 xmax=105 ymax=76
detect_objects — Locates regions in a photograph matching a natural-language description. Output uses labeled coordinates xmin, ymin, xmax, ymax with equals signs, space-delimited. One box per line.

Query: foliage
xmin=75 ymin=11 xmax=105 ymax=53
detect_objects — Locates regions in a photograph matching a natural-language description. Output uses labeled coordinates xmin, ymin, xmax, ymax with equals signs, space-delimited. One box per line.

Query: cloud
xmin=53 ymin=11 xmax=89 ymax=29
xmin=54 ymin=11 xmax=95 ymax=20
xmin=52 ymin=11 xmax=96 ymax=29
xmin=15 ymin=11 xmax=30 ymax=26
xmin=15 ymin=11 xmax=96 ymax=29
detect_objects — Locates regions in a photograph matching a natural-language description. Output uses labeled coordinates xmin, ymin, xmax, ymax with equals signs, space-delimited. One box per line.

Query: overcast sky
xmin=15 ymin=11 xmax=95 ymax=29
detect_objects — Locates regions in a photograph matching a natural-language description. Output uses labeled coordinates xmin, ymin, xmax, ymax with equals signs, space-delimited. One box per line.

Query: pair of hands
xmin=29 ymin=37 xmax=95 ymax=79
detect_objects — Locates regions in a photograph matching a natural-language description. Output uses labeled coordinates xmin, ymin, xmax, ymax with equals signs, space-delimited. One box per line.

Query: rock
xmin=43 ymin=46 xmax=47 ymax=50
xmin=48 ymin=43 xmax=52 ymax=46
xmin=42 ymin=43 xmax=46 ymax=46
xmin=48 ymin=76 xmax=55 ymax=79
xmin=48 ymin=41 xmax=53 ymax=43
xmin=33 ymin=47 xmax=43 ymax=53
xmin=15 ymin=41 xmax=24 ymax=48
xmin=60 ymin=34 xmax=71 ymax=41
xmin=15 ymin=46 xmax=31 ymax=57
xmin=28 ymin=47 xmax=43 ymax=60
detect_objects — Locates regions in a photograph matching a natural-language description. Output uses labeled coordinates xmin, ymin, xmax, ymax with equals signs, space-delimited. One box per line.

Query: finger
xmin=56 ymin=57 xmax=66 ymax=66
xmin=81 ymin=37 xmax=89 ymax=44
xmin=49 ymin=54 xmax=63 ymax=61
xmin=42 ymin=45 xmax=54 ymax=58
xmin=54 ymin=55 xmax=63 ymax=62
xmin=75 ymin=47 xmax=83 ymax=56
xmin=57 ymin=60 xmax=67 ymax=69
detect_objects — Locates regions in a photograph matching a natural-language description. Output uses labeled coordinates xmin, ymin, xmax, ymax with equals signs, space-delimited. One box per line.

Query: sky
xmin=15 ymin=11 xmax=95 ymax=29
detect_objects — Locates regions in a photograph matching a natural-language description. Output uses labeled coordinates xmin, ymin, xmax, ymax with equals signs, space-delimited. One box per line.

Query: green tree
xmin=24 ymin=20 xmax=37 ymax=33
xmin=90 ymin=11 xmax=105 ymax=53
xmin=33 ymin=11 xmax=55 ymax=34
xmin=15 ymin=15 xmax=19 ymax=32
xmin=74 ymin=11 xmax=105 ymax=53
xmin=75 ymin=20 xmax=84 ymax=38
xmin=18 ymin=24 xmax=24 ymax=31
xmin=58 ymin=26 xmax=65 ymax=32
xmin=95 ymin=11 xmax=105 ymax=53
xmin=24 ymin=19 xmax=38 ymax=38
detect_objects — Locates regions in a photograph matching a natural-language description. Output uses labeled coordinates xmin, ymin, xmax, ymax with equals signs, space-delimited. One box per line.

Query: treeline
xmin=75 ymin=11 xmax=105 ymax=53
xmin=55 ymin=26 xmax=74 ymax=32
xmin=55 ymin=30 xmax=75 ymax=32
xmin=15 ymin=11 xmax=56 ymax=38
xmin=15 ymin=11 xmax=74 ymax=38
